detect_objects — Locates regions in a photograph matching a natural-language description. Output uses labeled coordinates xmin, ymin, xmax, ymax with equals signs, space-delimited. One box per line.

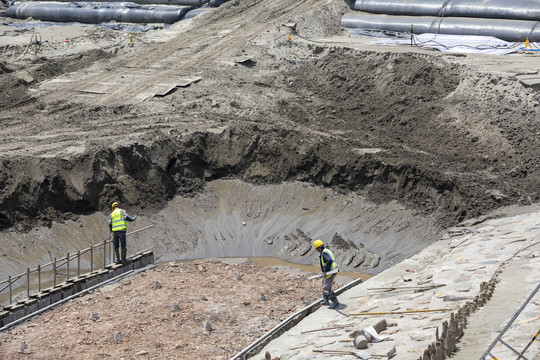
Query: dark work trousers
xmin=322 ymin=273 xmax=336 ymax=296
xmin=113 ymin=231 xmax=127 ymax=251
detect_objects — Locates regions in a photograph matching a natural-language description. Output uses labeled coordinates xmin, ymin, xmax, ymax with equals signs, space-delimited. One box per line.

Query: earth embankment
xmin=1 ymin=0 xmax=540 ymax=279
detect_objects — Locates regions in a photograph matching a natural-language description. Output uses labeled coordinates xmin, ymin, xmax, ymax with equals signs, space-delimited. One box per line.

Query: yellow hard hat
xmin=314 ymin=239 xmax=324 ymax=249
xmin=111 ymin=202 xmax=120 ymax=210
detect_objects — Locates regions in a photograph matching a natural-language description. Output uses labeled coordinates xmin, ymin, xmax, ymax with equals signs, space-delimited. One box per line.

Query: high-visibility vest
xmin=320 ymin=248 xmax=338 ymax=279
xmin=110 ymin=208 xmax=127 ymax=232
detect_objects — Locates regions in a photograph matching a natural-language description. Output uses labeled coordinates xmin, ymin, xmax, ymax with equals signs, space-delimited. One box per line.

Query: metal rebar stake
xmin=26 ymin=268 xmax=30 ymax=298
xmin=66 ymin=252 xmax=70 ymax=281
xmin=8 ymin=276 xmax=12 ymax=304
xmin=53 ymin=258 xmax=57 ymax=287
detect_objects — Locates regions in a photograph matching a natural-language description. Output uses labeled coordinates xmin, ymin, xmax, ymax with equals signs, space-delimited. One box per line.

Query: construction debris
xmin=350 ymin=309 xmax=450 ymax=316
xmin=313 ymin=349 xmax=372 ymax=359
xmin=354 ymin=334 xmax=368 ymax=349
xmin=301 ymin=325 xmax=350 ymax=334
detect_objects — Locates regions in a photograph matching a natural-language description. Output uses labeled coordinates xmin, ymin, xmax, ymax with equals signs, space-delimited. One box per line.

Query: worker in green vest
xmin=109 ymin=202 xmax=137 ymax=264
xmin=314 ymin=239 xmax=340 ymax=309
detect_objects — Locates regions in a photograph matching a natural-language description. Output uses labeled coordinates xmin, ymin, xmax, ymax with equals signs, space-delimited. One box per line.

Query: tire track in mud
xmin=14 ymin=0 xmax=321 ymax=109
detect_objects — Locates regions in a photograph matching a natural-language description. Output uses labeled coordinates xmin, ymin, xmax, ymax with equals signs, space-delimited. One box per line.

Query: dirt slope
xmin=1 ymin=0 xmax=540 ymax=278
xmin=1 ymin=0 xmax=539 ymax=236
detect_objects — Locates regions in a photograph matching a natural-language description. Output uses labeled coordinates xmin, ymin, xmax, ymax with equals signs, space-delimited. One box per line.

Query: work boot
xmin=114 ymin=249 xmax=122 ymax=264
xmin=121 ymin=249 xmax=127 ymax=265
xmin=321 ymin=293 xmax=329 ymax=306
xmin=329 ymin=294 xmax=340 ymax=309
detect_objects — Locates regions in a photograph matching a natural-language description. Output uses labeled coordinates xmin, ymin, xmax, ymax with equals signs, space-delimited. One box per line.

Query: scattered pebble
xmin=113 ymin=333 xmax=122 ymax=343
xmin=409 ymin=332 xmax=431 ymax=341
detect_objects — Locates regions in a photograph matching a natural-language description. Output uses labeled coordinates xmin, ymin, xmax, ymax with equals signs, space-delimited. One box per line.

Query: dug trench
xmin=0 ymin=124 xmax=442 ymax=278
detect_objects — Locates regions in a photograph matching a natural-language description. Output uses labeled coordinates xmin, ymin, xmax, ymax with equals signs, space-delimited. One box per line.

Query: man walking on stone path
xmin=314 ymin=239 xmax=340 ymax=309
xmin=109 ymin=202 xmax=137 ymax=264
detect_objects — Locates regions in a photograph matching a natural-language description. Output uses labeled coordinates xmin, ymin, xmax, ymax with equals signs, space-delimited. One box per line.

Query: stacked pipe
xmin=17 ymin=0 xmax=210 ymax=5
xmin=5 ymin=0 xmax=229 ymax=24
xmin=342 ymin=0 xmax=540 ymax=42
xmin=5 ymin=2 xmax=193 ymax=24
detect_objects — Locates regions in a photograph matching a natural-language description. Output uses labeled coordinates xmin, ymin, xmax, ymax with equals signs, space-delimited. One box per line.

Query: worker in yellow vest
xmin=109 ymin=202 xmax=137 ymax=264
xmin=314 ymin=239 xmax=340 ymax=309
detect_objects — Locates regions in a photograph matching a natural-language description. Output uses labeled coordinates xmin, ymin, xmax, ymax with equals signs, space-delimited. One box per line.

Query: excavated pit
xmin=2 ymin=44 xmax=540 ymax=283
xmin=0 ymin=178 xmax=440 ymax=283
xmin=2 ymin=0 xmax=540 ymax=358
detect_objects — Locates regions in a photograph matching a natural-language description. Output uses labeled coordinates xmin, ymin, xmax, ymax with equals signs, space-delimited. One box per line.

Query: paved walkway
xmin=254 ymin=207 xmax=540 ymax=360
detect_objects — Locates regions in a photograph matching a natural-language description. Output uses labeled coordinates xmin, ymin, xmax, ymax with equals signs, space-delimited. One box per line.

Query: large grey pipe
xmin=183 ymin=7 xmax=212 ymax=19
xmin=349 ymin=0 xmax=540 ymax=21
xmin=27 ymin=0 xmax=209 ymax=6
xmin=342 ymin=12 xmax=540 ymax=42
xmin=5 ymin=2 xmax=193 ymax=24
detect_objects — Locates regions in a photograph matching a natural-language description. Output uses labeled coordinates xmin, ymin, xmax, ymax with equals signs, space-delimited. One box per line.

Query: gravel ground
xmin=0 ymin=259 xmax=325 ymax=359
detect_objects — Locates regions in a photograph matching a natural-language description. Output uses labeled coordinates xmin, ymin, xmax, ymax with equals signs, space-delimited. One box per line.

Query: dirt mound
xmin=0 ymin=61 xmax=12 ymax=74
xmin=0 ymin=66 xmax=30 ymax=109
xmin=31 ymin=49 xmax=115 ymax=82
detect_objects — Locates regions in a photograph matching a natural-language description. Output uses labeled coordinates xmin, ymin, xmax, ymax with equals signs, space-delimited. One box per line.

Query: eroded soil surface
xmin=0 ymin=0 xmax=539 ymax=236
xmin=0 ymin=259 xmax=324 ymax=359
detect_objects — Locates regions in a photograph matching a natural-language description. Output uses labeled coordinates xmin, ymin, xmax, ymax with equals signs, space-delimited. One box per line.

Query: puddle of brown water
xmin=247 ymin=257 xmax=373 ymax=281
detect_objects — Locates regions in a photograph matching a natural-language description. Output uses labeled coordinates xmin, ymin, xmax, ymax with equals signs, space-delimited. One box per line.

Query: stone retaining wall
xmin=418 ymin=266 xmax=501 ymax=360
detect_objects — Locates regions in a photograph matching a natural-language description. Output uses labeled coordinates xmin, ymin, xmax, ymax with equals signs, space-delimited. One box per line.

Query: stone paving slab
xmin=254 ymin=210 xmax=540 ymax=360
